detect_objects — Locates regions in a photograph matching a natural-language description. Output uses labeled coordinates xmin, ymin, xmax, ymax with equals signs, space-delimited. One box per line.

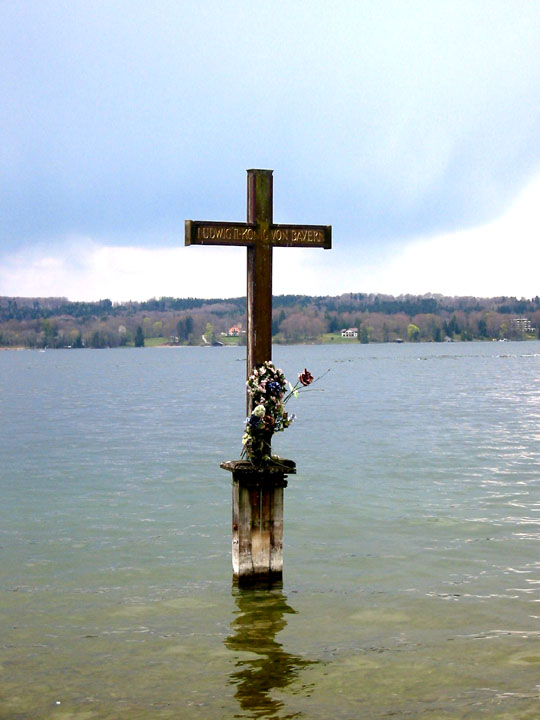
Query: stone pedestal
xmin=220 ymin=459 xmax=296 ymax=584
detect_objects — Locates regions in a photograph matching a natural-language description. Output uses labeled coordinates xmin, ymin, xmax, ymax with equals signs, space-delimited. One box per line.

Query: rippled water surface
xmin=2 ymin=342 xmax=540 ymax=718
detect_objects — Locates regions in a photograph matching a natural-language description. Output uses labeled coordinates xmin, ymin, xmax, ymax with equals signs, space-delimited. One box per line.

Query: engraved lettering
xmin=272 ymin=228 xmax=289 ymax=243
xmin=193 ymin=223 xmax=326 ymax=247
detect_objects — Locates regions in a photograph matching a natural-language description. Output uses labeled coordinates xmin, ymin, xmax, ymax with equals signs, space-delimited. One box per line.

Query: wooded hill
xmin=1 ymin=293 xmax=539 ymax=348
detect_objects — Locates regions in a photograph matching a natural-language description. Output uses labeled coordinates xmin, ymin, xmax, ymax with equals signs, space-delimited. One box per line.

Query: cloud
xmin=1 ymin=172 xmax=540 ymax=302
xmin=0 ymin=240 xmax=243 ymax=301
xmin=2 ymin=2 xmax=540 ymax=253
xmin=365 ymin=173 xmax=540 ymax=298
xmin=0 ymin=236 xmax=339 ymax=301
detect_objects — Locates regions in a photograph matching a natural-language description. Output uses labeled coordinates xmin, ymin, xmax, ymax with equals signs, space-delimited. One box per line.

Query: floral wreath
xmin=241 ymin=361 xmax=317 ymax=466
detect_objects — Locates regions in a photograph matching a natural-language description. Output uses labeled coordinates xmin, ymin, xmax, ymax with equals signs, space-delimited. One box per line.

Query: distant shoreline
xmin=2 ymin=337 xmax=539 ymax=351
xmin=2 ymin=293 xmax=538 ymax=346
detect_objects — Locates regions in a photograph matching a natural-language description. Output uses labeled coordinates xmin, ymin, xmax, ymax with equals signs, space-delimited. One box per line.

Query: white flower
xmin=253 ymin=404 xmax=266 ymax=418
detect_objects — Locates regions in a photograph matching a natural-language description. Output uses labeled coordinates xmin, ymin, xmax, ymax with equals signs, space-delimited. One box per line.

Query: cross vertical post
xmin=246 ymin=169 xmax=273 ymax=413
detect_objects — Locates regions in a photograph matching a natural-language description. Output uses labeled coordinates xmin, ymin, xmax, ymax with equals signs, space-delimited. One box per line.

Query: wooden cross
xmin=185 ymin=169 xmax=331 ymax=410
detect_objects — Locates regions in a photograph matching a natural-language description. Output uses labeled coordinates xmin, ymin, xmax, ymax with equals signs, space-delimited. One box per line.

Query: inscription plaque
xmin=185 ymin=220 xmax=331 ymax=248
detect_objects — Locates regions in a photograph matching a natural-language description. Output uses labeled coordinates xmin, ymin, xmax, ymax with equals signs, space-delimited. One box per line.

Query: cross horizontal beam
xmin=185 ymin=220 xmax=331 ymax=249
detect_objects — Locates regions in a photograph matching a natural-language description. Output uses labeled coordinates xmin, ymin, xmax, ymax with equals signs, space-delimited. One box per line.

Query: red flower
xmin=298 ymin=369 xmax=314 ymax=386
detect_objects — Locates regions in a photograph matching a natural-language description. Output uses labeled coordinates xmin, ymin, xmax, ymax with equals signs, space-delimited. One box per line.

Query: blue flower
xmin=267 ymin=381 xmax=282 ymax=395
xmin=248 ymin=414 xmax=263 ymax=428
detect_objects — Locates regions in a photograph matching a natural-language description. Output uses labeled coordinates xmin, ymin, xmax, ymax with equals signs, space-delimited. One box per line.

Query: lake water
xmin=2 ymin=342 xmax=540 ymax=719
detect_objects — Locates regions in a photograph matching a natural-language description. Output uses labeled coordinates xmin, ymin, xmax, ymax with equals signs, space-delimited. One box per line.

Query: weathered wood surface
xmin=220 ymin=459 xmax=296 ymax=479
xmin=222 ymin=459 xmax=296 ymax=583
xmin=246 ymin=169 xmax=273 ymax=400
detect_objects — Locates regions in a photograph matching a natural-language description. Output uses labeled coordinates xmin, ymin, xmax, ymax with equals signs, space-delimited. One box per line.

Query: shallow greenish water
xmin=2 ymin=342 xmax=540 ymax=718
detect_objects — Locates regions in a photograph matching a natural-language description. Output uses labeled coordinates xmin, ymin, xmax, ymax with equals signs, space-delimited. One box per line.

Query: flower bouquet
xmin=241 ymin=361 xmax=318 ymax=466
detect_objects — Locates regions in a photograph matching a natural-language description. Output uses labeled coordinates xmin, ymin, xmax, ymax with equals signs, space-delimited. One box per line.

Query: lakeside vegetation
xmin=1 ymin=293 xmax=539 ymax=349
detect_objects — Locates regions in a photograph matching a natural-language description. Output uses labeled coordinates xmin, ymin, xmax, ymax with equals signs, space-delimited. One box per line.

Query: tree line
xmin=0 ymin=293 xmax=539 ymax=348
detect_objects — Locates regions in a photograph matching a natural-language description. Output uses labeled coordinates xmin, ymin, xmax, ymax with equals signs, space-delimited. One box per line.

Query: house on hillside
xmin=227 ymin=325 xmax=243 ymax=337
xmin=341 ymin=327 xmax=358 ymax=338
xmin=512 ymin=317 xmax=534 ymax=333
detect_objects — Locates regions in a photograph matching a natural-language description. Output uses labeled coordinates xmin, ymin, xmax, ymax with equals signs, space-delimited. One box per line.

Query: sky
xmin=2 ymin=0 xmax=540 ymax=301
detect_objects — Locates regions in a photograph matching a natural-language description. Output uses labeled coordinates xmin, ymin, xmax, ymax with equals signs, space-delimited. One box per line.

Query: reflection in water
xmin=225 ymin=585 xmax=316 ymax=718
